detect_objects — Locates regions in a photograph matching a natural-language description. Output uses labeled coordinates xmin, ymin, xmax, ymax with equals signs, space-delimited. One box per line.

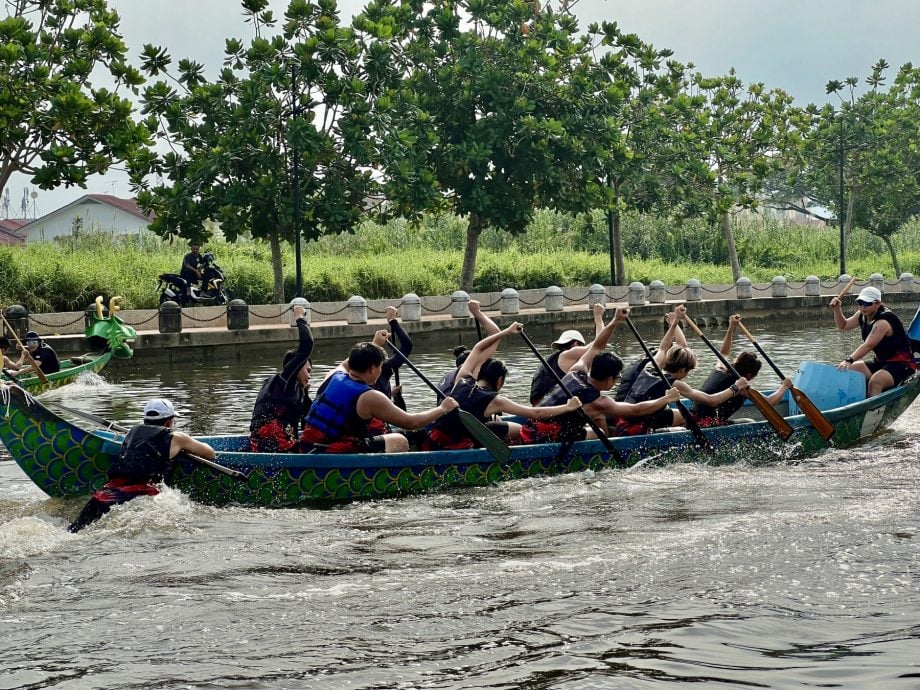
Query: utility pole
xmin=291 ymin=64 xmax=303 ymax=298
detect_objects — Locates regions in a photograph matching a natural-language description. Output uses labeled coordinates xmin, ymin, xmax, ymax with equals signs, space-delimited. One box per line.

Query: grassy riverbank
xmin=1 ymin=211 xmax=918 ymax=311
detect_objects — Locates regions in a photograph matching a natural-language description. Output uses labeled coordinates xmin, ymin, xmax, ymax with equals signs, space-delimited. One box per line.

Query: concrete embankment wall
xmin=11 ymin=277 xmax=920 ymax=366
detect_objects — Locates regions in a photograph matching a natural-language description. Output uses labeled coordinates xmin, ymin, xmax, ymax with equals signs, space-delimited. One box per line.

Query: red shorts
xmin=250 ymin=419 xmax=298 ymax=453
xmin=421 ymin=427 xmax=474 ymax=452
xmin=300 ymin=425 xmax=371 ymax=454
xmin=519 ymin=420 xmax=586 ymax=445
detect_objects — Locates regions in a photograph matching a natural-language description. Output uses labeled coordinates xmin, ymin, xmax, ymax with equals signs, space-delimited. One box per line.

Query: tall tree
xmin=590 ymin=22 xmax=699 ymax=285
xmin=0 ymin=0 xmax=148 ymax=203
xmin=371 ymin=0 xmax=627 ymax=291
xmin=801 ymin=61 xmax=920 ymax=275
xmin=133 ymin=0 xmax=391 ymax=302
xmin=679 ymin=71 xmax=803 ymax=282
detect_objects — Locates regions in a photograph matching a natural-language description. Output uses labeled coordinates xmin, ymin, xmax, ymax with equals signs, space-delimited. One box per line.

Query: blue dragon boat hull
xmin=1 ymin=370 xmax=918 ymax=508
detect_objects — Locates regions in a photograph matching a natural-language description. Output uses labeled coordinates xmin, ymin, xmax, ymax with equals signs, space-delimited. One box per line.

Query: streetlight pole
xmin=291 ymin=64 xmax=303 ymax=298
xmin=838 ymin=113 xmax=846 ymax=276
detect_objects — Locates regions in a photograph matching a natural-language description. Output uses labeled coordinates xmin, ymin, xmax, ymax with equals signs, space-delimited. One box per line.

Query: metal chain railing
xmin=29 ymin=313 xmax=85 ymax=328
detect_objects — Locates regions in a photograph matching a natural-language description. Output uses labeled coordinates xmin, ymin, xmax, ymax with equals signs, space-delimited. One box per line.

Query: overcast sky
xmin=7 ymin=0 xmax=920 ymax=218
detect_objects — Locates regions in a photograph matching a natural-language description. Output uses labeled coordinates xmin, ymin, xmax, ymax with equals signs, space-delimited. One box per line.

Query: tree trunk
xmin=459 ymin=213 xmax=483 ymax=292
xmin=269 ymin=230 xmax=285 ymax=303
xmin=721 ymin=211 xmax=742 ymax=283
xmin=881 ymin=234 xmax=901 ymax=277
xmin=612 ymin=208 xmax=626 ymax=287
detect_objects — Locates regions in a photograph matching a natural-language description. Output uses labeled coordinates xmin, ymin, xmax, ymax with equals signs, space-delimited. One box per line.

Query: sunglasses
xmin=855 ymin=299 xmax=877 ymax=307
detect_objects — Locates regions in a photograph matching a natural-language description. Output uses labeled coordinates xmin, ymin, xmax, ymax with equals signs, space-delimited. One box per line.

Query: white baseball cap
xmin=857 ymin=286 xmax=882 ymax=303
xmin=143 ymin=398 xmax=177 ymax=420
xmin=553 ymin=329 xmax=586 ymax=346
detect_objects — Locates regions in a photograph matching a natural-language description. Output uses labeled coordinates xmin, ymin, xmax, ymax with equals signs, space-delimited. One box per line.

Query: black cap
xmin=24 ymin=330 xmax=39 ymax=341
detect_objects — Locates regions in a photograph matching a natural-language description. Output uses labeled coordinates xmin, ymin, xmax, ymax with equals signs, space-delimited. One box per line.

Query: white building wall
xmin=24 ymin=203 xmax=149 ymax=243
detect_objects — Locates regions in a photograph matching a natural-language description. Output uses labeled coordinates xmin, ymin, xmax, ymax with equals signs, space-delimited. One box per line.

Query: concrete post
xmin=3 ymin=305 xmax=29 ymax=340
xmin=545 ymin=286 xmax=564 ymax=312
xmin=84 ymin=304 xmax=106 ymax=329
xmin=804 ymin=275 xmax=820 ymax=297
xmin=899 ymin=273 xmax=916 ymax=294
xmin=628 ymin=282 xmax=647 ymax=307
xmin=869 ymin=273 xmax=884 ymax=291
xmin=686 ymin=278 xmax=702 ymax=302
xmin=736 ymin=277 xmax=752 ymax=300
xmin=346 ymin=295 xmax=368 ymax=324
xmin=401 ymin=293 xmax=422 ymax=321
xmin=648 ymin=280 xmax=665 ymax=304
xmin=450 ymin=290 xmax=470 ymax=318
xmin=226 ymin=299 xmax=249 ymax=331
xmin=838 ymin=274 xmax=853 ymax=287
xmin=587 ymin=284 xmax=606 ymax=307
xmin=290 ymin=297 xmax=310 ymax=325
xmin=500 ymin=288 xmax=519 ymax=315
xmin=771 ymin=276 xmax=788 ymax=298
xmin=158 ymin=301 xmax=182 ymax=334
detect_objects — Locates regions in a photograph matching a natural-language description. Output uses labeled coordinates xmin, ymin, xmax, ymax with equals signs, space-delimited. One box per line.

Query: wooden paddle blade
xmin=746 ymin=388 xmax=794 ymax=441
xmin=458 ymin=410 xmax=511 ymax=463
xmin=790 ymin=386 xmax=835 ymax=441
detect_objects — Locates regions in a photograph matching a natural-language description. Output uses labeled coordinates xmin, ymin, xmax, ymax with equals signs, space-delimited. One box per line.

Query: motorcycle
xmin=157 ymin=251 xmax=230 ymax=306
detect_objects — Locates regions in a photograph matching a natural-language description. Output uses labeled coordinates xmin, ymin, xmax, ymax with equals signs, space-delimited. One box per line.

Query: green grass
xmin=1 ymin=210 xmax=917 ymax=311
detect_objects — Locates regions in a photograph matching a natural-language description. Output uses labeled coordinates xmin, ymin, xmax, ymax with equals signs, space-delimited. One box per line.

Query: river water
xmin=1 ymin=314 xmax=918 ymax=689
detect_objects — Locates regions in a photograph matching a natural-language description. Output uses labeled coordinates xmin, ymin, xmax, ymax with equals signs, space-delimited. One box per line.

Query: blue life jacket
xmin=304 ymin=371 xmax=371 ymax=439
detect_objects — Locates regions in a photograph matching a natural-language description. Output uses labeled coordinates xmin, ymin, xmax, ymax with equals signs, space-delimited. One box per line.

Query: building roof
xmin=0 ymin=219 xmax=28 ymax=245
xmin=19 ymin=194 xmax=154 ymax=231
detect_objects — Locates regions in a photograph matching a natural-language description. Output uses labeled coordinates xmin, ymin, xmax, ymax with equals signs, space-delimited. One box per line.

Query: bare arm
xmin=557 ymin=303 xmax=607 ymax=371
xmin=469 ymin=300 xmax=500 ymax=337
xmin=763 ymin=378 xmax=792 ymax=406
xmin=595 ymin=387 xmax=680 ymax=418
xmin=828 ymin=296 xmax=860 ymax=330
xmin=673 ymin=377 xmax=749 ymax=406
xmin=358 ymin=390 xmax=458 ymax=430
xmin=457 ymin=322 xmax=523 ymax=379
xmin=489 ymin=395 xmax=582 ymax=420
xmin=654 ymin=306 xmax=687 ymax=368
xmin=720 ymin=314 xmax=740 ymax=356
xmin=571 ymin=306 xmax=629 ymax=373
xmin=170 ymin=432 xmax=217 ymax=461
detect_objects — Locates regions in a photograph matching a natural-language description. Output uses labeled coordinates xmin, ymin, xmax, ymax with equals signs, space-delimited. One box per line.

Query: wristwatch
xmin=844 ymin=356 xmax=855 ymax=364
xmin=729 ymin=383 xmax=740 ymax=394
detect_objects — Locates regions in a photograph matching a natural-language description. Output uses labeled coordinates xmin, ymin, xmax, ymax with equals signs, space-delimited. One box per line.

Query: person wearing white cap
xmin=829 ymin=285 xmax=917 ymax=396
xmin=68 ymin=398 xmax=216 ymax=532
xmin=529 ymin=303 xmax=610 ymax=404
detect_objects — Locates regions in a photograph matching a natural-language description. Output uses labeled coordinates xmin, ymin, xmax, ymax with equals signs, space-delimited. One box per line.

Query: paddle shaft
xmin=833 ymin=276 xmax=858 ymax=304
xmin=518 ymin=330 xmax=620 ymax=456
xmin=735 ymin=321 xmax=835 ymax=441
xmin=623 ymin=316 xmax=713 ymax=451
xmin=47 ymin=401 xmax=247 ymax=479
xmin=0 ymin=312 xmax=49 ymax=384
xmin=683 ymin=316 xmax=793 ymax=441
xmin=383 ymin=340 xmax=511 ymax=462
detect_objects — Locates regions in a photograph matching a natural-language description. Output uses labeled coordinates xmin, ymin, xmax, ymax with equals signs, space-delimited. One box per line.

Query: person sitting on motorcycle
xmin=180 ymin=242 xmax=203 ymax=289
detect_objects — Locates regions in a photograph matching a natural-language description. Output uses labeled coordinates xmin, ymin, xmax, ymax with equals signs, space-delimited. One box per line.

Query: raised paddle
xmin=735 ymin=321 xmax=835 ymax=441
xmin=383 ymin=340 xmax=512 ymax=463
xmin=831 ymin=276 xmax=858 ymax=305
xmin=518 ymin=329 xmax=624 ymax=460
xmin=683 ymin=315 xmax=794 ymax=441
xmin=623 ymin=316 xmax=713 ymax=452
xmin=0 ymin=313 xmax=49 ymax=385
xmin=47 ymin=401 xmax=248 ymax=479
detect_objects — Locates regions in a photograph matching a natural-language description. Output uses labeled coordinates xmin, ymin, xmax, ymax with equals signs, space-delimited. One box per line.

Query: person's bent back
xmin=301 ymin=342 xmax=458 ymax=453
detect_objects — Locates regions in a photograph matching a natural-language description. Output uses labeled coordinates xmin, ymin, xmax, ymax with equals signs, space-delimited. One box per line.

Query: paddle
xmin=518 ymin=330 xmax=624 ymax=460
xmin=832 ymin=275 xmax=858 ymax=305
xmin=383 ymin=340 xmax=512 ymax=463
xmin=0 ymin=313 xmax=49 ymax=384
xmin=683 ymin=316 xmax=794 ymax=441
xmin=623 ymin=316 xmax=713 ymax=452
xmin=47 ymin=401 xmax=248 ymax=479
xmin=735 ymin=321 xmax=835 ymax=441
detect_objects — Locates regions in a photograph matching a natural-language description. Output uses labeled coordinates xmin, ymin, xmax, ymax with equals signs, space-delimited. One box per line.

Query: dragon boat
xmin=1 ymin=363 xmax=918 ymax=508
xmin=2 ymin=297 xmax=135 ymax=395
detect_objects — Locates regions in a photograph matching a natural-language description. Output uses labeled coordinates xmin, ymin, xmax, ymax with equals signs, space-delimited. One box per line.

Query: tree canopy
xmin=0 ymin=0 xmax=149 ymax=204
